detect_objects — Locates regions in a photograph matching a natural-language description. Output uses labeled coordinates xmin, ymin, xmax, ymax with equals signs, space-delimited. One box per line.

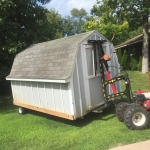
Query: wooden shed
xmin=6 ymin=30 xmax=121 ymax=120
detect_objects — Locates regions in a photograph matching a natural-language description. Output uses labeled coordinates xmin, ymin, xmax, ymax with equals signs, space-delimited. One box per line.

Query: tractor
xmin=90 ymin=40 xmax=150 ymax=130
xmin=101 ymin=62 xmax=150 ymax=130
xmin=116 ymin=83 xmax=150 ymax=130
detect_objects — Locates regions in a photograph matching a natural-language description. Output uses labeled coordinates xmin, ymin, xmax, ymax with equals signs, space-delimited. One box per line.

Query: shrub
xmin=129 ymin=57 xmax=138 ymax=70
xmin=121 ymin=50 xmax=129 ymax=69
xmin=116 ymin=49 xmax=142 ymax=71
xmin=116 ymin=49 xmax=122 ymax=64
xmin=137 ymin=56 xmax=142 ymax=71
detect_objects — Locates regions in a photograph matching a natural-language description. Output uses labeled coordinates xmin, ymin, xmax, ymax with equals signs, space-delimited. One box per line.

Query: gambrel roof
xmin=7 ymin=31 xmax=99 ymax=81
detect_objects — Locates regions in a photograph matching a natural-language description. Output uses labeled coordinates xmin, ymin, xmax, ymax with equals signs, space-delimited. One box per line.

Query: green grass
xmin=121 ymin=70 xmax=149 ymax=92
xmin=0 ymin=71 xmax=150 ymax=150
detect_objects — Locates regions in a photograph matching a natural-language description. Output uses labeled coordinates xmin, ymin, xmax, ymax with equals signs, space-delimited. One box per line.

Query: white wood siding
xmin=11 ymin=81 xmax=73 ymax=115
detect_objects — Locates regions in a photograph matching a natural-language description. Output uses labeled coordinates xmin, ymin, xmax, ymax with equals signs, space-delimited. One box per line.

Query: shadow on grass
xmin=28 ymin=105 xmax=116 ymax=127
xmin=0 ymin=95 xmax=16 ymax=114
xmin=0 ymin=94 xmax=116 ymax=127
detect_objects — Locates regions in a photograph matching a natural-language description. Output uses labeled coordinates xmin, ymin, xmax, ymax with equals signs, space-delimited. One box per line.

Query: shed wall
xmin=72 ymin=46 xmax=87 ymax=118
xmin=71 ymin=33 xmax=121 ymax=115
xmin=11 ymin=81 xmax=74 ymax=119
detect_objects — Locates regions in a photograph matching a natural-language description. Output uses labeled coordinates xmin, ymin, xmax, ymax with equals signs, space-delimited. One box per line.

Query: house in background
xmin=115 ymin=31 xmax=150 ymax=59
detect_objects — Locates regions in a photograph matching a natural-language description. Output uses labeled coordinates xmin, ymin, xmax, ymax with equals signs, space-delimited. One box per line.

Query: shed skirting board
xmin=13 ymin=101 xmax=74 ymax=120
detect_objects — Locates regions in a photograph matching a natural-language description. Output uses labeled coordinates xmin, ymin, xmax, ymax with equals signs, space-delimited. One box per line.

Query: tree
xmin=128 ymin=27 xmax=143 ymax=39
xmin=0 ymin=0 xmax=51 ymax=82
xmin=70 ymin=8 xmax=87 ymax=34
xmin=46 ymin=9 xmax=63 ymax=39
xmin=82 ymin=16 xmax=100 ymax=32
xmin=121 ymin=50 xmax=129 ymax=70
xmin=83 ymin=0 xmax=129 ymax=45
xmin=62 ymin=16 xmax=75 ymax=36
xmin=0 ymin=0 xmax=51 ymax=53
xmin=137 ymin=56 xmax=142 ymax=71
xmin=108 ymin=0 xmax=150 ymax=73
xmin=116 ymin=49 xmax=122 ymax=64
xmin=62 ymin=8 xmax=87 ymax=36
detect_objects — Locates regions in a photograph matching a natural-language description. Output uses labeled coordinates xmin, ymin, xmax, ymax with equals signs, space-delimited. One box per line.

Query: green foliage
xmin=36 ymin=0 xmax=51 ymax=4
xmin=0 ymin=0 xmax=58 ymax=81
xmin=83 ymin=0 xmax=129 ymax=45
xmin=46 ymin=9 xmax=63 ymax=39
xmin=71 ymin=8 xmax=87 ymax=20
xmin=0 ymin=51 xmax=14 ymax=81
xmin=137 ymin=56 xmax=142 ymax=71
xmin=129 ymin=57 xmax=138 ymax=70
xmin=99 ymin=20 xmax=129 ymax=45
xmin=128 ymin=27 xmax=143 ymax=39
xmin=62 ymin=8 xmax=88 ymax=36
xmin=121 ymin=50 xmax=129 ymax=70
xmin=108 ymin=0 xmax=150 ymax=72
xmin=82 ymin=17 xmax=99 ymax=32
xmin=87 ymin=0 xmax=150 ymax=45
xmin=116 ymin=49 xmax=122 ymax=64
xmin=61 ymin=16 xmax=75 ymax=36
xmin=121 ymin=71 xmax=149 ymax=91
xmin=117 ymin=50 xmax=142 ymax=71
xmin=0 ymin=0 xmax=52 ymax=54
xmin=108 ymin=0 xmax=150 ymax=31
xmin=83 ymin=17 xmax=129 ymax=45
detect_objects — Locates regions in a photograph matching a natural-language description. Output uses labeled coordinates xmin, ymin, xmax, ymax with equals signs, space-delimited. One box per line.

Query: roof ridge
xmin=34 ymin=30 xmax=95 ymax=46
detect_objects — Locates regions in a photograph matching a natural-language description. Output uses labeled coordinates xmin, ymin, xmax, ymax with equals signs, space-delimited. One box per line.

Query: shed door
xmin=85 ymin=45 xmax=105 ymax=107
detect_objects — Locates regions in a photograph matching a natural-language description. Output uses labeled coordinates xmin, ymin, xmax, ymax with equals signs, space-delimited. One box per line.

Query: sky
xmin=44 ymin=0 xmax=97 ymax=17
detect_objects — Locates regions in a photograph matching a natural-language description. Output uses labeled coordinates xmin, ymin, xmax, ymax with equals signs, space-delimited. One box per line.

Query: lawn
xmin=121 ymin=70 xmax=149 ymax=92
xmin=0 ymin=71 xmax=150 ymax=150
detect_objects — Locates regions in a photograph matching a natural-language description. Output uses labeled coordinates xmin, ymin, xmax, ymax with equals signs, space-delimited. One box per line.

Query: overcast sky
xmin=44 ymin=0 xmax=97 ymax=17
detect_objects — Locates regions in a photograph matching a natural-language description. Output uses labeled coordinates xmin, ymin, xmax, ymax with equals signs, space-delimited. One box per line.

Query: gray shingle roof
xmin=7 ymin=31 xmax=95 ymax=80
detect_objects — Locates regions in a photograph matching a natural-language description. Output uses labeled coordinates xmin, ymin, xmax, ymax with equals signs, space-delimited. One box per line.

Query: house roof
xmin=7 ymin=30 xmax=99 ymax=81
xmin=115 ymin=31 xmax=150 ymax=50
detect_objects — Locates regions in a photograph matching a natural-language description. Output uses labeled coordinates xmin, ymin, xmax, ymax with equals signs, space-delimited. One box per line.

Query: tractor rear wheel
xmin=124 ymin=104 xmax=150 ymax=130
xmin=116 ymin=102 xmax=128 ymax=122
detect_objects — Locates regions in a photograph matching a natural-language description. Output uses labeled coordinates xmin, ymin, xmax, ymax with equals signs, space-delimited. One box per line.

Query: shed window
xmin=86 ymin=48 xmax=100 ymax=76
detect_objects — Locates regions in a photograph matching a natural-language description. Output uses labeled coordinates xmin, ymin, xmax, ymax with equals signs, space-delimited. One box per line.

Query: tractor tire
xmin=18 ymin=107 xmax=26 ymax=115
xmin=124 ymin=104 xmax=150 ymax=130
xmin=116 ymin=102 xmax=128 ymax=122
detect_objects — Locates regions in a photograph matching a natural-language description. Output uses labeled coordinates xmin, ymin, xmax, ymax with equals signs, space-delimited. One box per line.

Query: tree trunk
xmin=142 ymin=13 xmax=149 ymax=73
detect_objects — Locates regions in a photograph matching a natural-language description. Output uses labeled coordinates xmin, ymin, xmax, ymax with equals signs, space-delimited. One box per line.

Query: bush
xmin=116 ymin=49 xmax=122 ymax=64
xmin=129 ymin=57 xmax=138 ymax=70
xmin=0 ymin=80 xmax=11 ymax=95
xmin=121 ymin=50 xmax=130 ymax=70
xmin=116 ymin=50 xmax=142 ymax=71
xmin=137 ymin=56 xmax=142 ymax=71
